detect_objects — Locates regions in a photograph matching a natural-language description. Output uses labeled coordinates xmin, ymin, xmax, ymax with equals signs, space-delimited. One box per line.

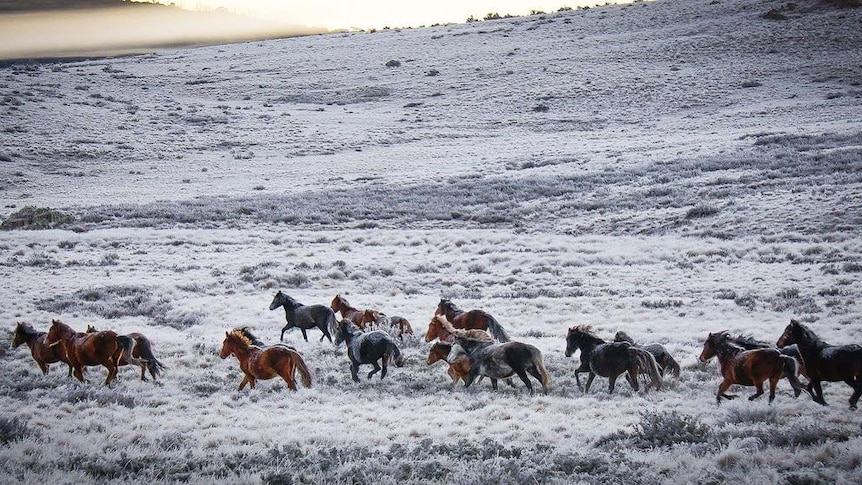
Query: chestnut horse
xmin=699 ymin=331 xmax=804 ymax=405
xmin=86 ymin=325 xmax=166 ymax=381
xmin=12 ymin=322 xmax=72 ymax=376
xmin=364 ymin=309 xmax=414 ymax=340
xmin=434 ymin=299 xmax=509 ymax=342
xmin=219 ymin=329 xmax=312 ymax=391
xmin=44 ymin=319 xmax=142 ymax=386
xmin=424 ymin=315 xmax=495 ymax=343
xmin=777 ymin=319 xmax=862 ymax=409
xmin=330 ymin=294 xmax=372 ymax=329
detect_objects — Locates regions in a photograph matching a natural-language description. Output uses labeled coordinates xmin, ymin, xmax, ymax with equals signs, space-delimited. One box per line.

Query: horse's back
xmin=816 ymin=344 xmax=862 ymax=379
xmin=589 ymin=343 xmax=632 ymax=377
xmin=354 ymin=330 xmax=397 ymax=363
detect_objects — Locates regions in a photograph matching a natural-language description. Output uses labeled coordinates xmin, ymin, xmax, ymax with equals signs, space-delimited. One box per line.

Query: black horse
xmin=614 ymin=330 xmax=681 ymax=377
xmin=447 ymin=335 xmax=550 ymax=395
xmin=334 ymin=319 xmax=404 ymax=382
xmin=777 ymin=319 xmax=862 ymax=409
xmin=565 ymin=326 xmax=662 ymax=393
xmin=269 ymin=291 xmax=337 ymax=343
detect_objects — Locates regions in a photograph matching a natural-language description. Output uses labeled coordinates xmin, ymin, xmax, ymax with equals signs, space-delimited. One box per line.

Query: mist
xmin=0 ymin=5 xmax=325 ymax=60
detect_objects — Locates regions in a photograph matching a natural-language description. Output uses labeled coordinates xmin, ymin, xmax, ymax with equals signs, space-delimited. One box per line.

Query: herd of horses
xmin=10 ymin=291 xmax=862 ymax=409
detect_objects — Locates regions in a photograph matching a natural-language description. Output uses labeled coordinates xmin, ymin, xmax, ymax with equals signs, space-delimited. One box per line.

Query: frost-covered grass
xmin=1 ymin=0 xmax=861 ymax=483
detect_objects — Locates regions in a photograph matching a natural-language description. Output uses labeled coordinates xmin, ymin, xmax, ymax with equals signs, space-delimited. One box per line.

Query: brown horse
xmin=219 ymin=329 xmax=312 ymax=391
xmin=424 ymin=315 xmax=495 ymax=343
xmin=86 ymin=325 xmax=166 ymax=381
xmin=44 ymin=319 xmax=142 ymax=386
xmin=699 ymin=331 xmax=805 ymax=405
xmin=777 ymin=319 xmax=862 ymax=409
xmin=364 ymin=309 xmax=414 ymax=340
xmin=435 ymin=299 xmax=509 ymax=342
xmin=330 ymin=294 xmax=370 ymax=329
xmin=12 ymin=322 xmax=72 ymax=376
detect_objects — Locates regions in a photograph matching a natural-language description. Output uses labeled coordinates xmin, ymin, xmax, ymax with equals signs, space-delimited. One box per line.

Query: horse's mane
xmin=569 ymin=325 xmax=597 ymax=337
xmin=439 ymin=299 xmax=460 ymax=312
xmin=15 ymin=322 xmax=39 ymax=335
xmin=227 ymin=329 xmax=254 ymax=347
xmin=791 ymin=319 xmax=824 ymax=345
xmin=434 ymin=315 xmax=456 ymax=332
xmin=233 ymin=326 xmax=264 ymax=346
xmin=726 ymin=333 xmax=770 ymax=349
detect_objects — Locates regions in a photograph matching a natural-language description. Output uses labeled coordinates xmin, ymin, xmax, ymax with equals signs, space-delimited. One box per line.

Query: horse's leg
xmin=574 ymin=370 xmax=583 ymax=391
xmin=37 ymin=360 xmax=49 ymax=375
xmin=716 ymin=378 xmax=736 ymax=405
xmin=248 ymin=377 xmax=256 ymax=389
xmin=748 ymin=381 xmax=765 ymax=401
xmin=845 ymin=379 xmax=862 ymax=410
xmin=238 ymin=375 xmax=250 ymax=391
xmin=515 ymin=369 xmax=534 ymax=396
xmin=627 ymin=369 xmax=640 ymax=392
xmin=767 ymin=376 xmax=780 ymax=404
xmin=608 ymin=375 xmax=617 ymax=394
xmin=490 ymin=378 xmax=498 ymax=391
xmin=584 ymin=372 xmax=596 ymax=393
xmin=299 ymin=328 xmax=308 ymax=342
xmin=281 ymin=365 xmax=298 ymax=391
xmin=351 ymin=362 xmax=361 ymax=383
xmin=367 ymin=360 xmax=382 ymax=379
xmin=811 ymin=380 xmax=827 ymax=406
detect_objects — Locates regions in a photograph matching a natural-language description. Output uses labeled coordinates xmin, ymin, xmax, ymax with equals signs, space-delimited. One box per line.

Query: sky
xmin=165 ymin=0 xmax=615 ymax=30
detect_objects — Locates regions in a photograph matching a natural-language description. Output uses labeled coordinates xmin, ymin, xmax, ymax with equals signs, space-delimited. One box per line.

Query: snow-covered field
xmin=2 ymin=0 xmax=862 ymax=483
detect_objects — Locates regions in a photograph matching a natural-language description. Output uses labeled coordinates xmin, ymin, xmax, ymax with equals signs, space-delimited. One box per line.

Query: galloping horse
xmin=434 ymin=299 xmax=509 ymax=342
xmin=12 ymin=322 xmax=72 ymax=376
xmin=699 ymin=331 xmax=804 ymax=405
xmin=330 ymin=294 xmax=372 ymax=329
xmin=269 ymin=291 xmax=337 ymax=343
xmin=447 ymin=336 xmax=550 ymax=395
xmin=365 ymin=309 xmax=414 ymax=340
xmin=565 ymin=326 xmax=663 ymax=393
xmin=426 ymin=340 xmax=512 ymax=389
xmin=334 ymin=319 xmax=404 ymax=382
xmin=777 ymin=319 xmax=862 ymax=409
xmin=86 ymin=325 xmax=165 ymax=381
xmin=614 ymin=330 xmax=681 ymax=377
xmin=219 ymin=329 xmax=312 ymax=391
xmin=722 ymin=333 xmax=807 ymax=381
xmin=424 ymin=315 xmax=496 ymax=343
xmin=44 ymin=319 xmax=143 ymax=386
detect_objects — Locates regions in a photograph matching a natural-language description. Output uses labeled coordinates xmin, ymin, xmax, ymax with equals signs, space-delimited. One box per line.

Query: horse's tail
xmin=397 ymin=318 xmax=414 ymax=337
xmin=293 ymin=351 xmax=313 ymax=388
xmin=327 ymin=311 xmax=339 ymax=343
xmin=531 ymin=348 xmax=551 ymax=395
xmin=662 ymin=352 xmax=681 ymax=378
xmin=134 ymin=337 xmax=167 ymax=380
xmin=780 ymin=354 xmax=805 ymax=398
xmin=484 ymin=314 xmax=510 ymax=342
xmin=631 ymin=347 xmax=662 ymax=391
xmin=389 ymin=341 xmax=405 ymax=367
xmin=117 ymin=335 xmax=148 ymax=369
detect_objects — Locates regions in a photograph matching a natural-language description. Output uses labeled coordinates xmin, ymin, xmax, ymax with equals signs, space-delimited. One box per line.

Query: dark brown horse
xmin=86 ymin=325 xmax=165 ymax=381
xmin=219 ymin=329 xmax=312 ymax=391
xmin=12 ymin=322 xmax=72 ymax=376
xmin=565 ymin=326 xmax=662 ymax=394
xmin=777 ymin=319 xmax=862 ymax=409
xmin=44 ymin=319 xmax=142 ymax=386
xmin=613 ymin=331 xmax=681 ymax=378
xmin=434 ymin=299 xmax=509 ymax=342
xmin=699 ymin=331 xmax=805 ymax=405
xmin=424 ymin=315 xmax=496 ymax=343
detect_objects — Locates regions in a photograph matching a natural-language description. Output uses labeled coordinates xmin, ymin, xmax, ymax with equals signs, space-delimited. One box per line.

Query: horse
xmin=565 ymin=326 xmax=663 ymax=394
xmin=433 ymin=299 xmax=509 ymax=342
xmin=424 ymin=315 xmax=496 ymax=343
xmin=11 ymin=322 xmax=72 ymax=376
xmin=722 ymin=333 xmax=808 ymax=381
xmin=699 ymin=331 xmax=805 ymax=405
xmin=86 ymin=324 xmax=165 ymax=381
xmin=776 ymin=319 xmax=862 ymax=409
xmin=330 ymin=294 xmax=370 ymax=329
xmin=44 ymin=319 xmax=143 ymax=386
xmin=447 ymin=336 xmax=550 ymax=395
xmin=365 ymin=309 xmax=414 ymax=340
xmin=219 ymin=329 xmax=312 ymax=391
xmin=269 ymin=291 xmax=337 ymax=343
xmin=614 ymin=330 xmax=681 ymax=377
xmin=427 ymin=340 xmax=514 ymax=390
xmin=334 ymin=319 xmax=404 ymax=382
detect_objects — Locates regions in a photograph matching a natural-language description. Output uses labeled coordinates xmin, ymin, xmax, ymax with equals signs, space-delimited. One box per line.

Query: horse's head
xmin=334 ymin=319 xmax=358 ymax=346
xmin=698 ymin=332 xmax=726 ymax=362
xmin=424 ymin=316 xmax=442 ymax=342
xmin=85 ymin=324 xmax=97 ymax=333
xmin=219 ymin=332 xmax=234 ymax=359
xmin=221 ymin=330 xmax=252 ymax=359
xmin=613 ymin=331 xmax=635 ymax=344
xmin=435 ymin=299 xmax=455 ymax=317
xmin=776 ymin=319 xmax=802 ymax=347
xmin=11 ymin=322 xmax=31 ymax=348
xmin=44 ymin=319 xmax=70 ymax=347
xmin=269 ymin=290 xmax=295 ymax=310
xmin=565 ymin=325 xmax=595 ymax=357
xmin=330 ymin=294 xmax=346 ymax=312
xmin=427 ymin=341 xmax=452 ymax=365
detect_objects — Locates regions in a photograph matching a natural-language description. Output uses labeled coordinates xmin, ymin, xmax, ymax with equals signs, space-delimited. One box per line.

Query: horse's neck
xmin=714 ymin=341 xmax=743 ymax=363
xmin=24 ymin=331 xmax=45 ymax=348
xmin=798 ymin=330 xmax=828 ymax=351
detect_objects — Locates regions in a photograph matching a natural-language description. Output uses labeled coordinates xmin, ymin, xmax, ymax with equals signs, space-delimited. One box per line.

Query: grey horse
xmin=269 ymin=291 xmax=337 ymax=343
